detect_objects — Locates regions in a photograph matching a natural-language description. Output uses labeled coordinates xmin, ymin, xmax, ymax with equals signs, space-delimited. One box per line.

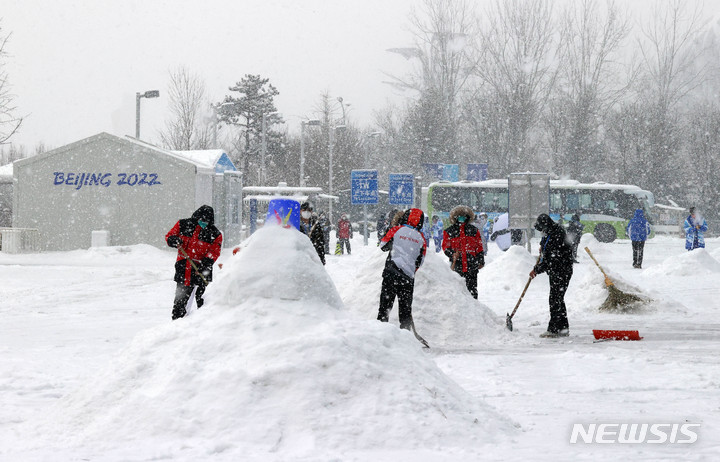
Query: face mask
xmin=198 ymin=220 xmax=208 ymax=229
xmin=457 ymin=216 xmax=466 ymax=223
xmin=301 ymin=211 xmax=312 ymax=219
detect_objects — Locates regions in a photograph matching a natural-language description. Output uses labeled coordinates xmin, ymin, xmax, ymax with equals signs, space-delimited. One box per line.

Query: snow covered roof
xmin=170 ymin=149 xmax=237 ymax=173
xmin=0 ymin=162 xmax=12 ymax=181
xmin=243 ymin=183 xmax=323 ymax=194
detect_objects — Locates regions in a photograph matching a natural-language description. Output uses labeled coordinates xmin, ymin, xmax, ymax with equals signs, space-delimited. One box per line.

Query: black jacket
xmin=533 ymin=214 xmax=573 ymax=276
xmin=300 ymin=217 xmax=326 ymax=265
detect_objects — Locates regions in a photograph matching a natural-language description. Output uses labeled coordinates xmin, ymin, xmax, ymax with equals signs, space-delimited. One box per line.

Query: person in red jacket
xmin=165 ymin=205 xmax=223 ymax=320
xmin=442 ymin=205 xmax=484 ymax=299
xmin=336 ymin=213 xmax=353 ymax=255
xmin=377 ymin=208 xmax=427 ymax=332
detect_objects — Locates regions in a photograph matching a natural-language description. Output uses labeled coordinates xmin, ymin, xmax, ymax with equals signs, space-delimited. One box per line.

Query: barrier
xmin=0 ymin=228 xmax=40 ymax=253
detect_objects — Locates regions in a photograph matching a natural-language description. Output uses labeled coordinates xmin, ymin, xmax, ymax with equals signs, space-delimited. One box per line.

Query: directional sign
xmin=389 ymin=173 xmax=414 ymax=205
xmin=351 ymin=170 xmax=378 ymax=205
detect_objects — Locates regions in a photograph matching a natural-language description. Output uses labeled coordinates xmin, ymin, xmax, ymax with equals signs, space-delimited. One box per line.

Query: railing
xmin=0 ymin=228 xmax=40 ymax=253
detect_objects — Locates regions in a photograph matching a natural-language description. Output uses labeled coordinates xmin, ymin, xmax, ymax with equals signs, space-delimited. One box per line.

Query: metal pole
xmin=300 ymin=121 xmax=306 ymax=187
xmin=135 ymin=92 xmax=141 ymax=139
xmin=328 ymin=126 xmax=334 ymax=224
xmin=261 ymin=112 xmax=267 ymax=185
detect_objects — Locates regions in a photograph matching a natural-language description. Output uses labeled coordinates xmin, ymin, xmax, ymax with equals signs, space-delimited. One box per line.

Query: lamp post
xmin=260 ymin=111 xmax=279 ymax=185
xmin=135 ymin=90 xmax=160 ymax=139
xmin=300 ymin=119 xmax=321 ymax=187
xmin=328 ymin=124 xmax=346 ymax=224
xmin=364 ymin=131 xmax=382 ymax=246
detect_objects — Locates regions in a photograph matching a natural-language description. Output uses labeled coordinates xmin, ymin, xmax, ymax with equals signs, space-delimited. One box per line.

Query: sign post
xmin=508 ymin=173 xmax=550 ymax=252
xmin=389 ymin=173 xmax=415 ymax=207
xmin=351 ymin=170 xmax=378 ymax=246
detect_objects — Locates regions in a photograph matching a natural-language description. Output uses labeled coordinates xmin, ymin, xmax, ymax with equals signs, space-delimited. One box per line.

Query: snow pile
xmin=643 ymin=248 xmax=720 ymax=278
xmin=18 ymin=226 xmax=515 ymax=460
xmin=343 ymin=246 xmax=511 ymax=349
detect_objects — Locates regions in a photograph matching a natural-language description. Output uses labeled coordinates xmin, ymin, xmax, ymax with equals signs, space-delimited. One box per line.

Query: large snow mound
xmin=19 ymin=226 xmax=515 ymax=459
xmin=343 ymin=245 xmax=518 ymax=348
xmin=643 ymin=248 xmax=720 ymax=278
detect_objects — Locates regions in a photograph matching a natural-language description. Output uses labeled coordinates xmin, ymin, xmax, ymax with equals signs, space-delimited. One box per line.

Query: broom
xmin=584 ymin=247 xmax=643 ymax=311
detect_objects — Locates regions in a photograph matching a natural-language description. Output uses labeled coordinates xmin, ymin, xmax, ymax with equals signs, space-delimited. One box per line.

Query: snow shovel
xmin=584 ymin=247 xmax=643 ymax=311
xmin=593 ymin=329 xmax=643 ymax=341
xmin=506 ymin=255 xmax=541 ymax=331
xmin=178 ymin=246 xmax=209 ymax=286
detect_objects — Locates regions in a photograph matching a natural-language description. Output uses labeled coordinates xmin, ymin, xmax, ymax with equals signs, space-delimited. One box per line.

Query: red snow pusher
xmin=592 ymin=330 xmax=643 ymax=341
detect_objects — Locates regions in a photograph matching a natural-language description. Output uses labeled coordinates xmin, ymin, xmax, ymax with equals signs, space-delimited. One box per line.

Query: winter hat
xmin=533 ymin=213 xmax=555 ymax=232
xmin=301 ymin=202 xmax=313 ymax=212
xmin=402 ymin=208 xmax=425 ymax=231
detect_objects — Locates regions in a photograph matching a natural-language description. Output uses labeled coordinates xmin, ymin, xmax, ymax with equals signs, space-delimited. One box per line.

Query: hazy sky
xmin=3 ymin=0 xmax=720 ymax=152
xmin=3 ymin=0 xmax=418 ymax=150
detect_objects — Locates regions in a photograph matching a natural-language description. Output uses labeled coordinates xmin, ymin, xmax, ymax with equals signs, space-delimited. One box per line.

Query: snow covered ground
xmin=1 ymin=227 xmax=719 ymax=461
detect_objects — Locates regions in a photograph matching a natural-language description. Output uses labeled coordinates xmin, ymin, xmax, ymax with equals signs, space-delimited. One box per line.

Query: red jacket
xmin=442 ymin=223 xmax=484 ymax=273
xmin=337 ymin=218 xmax=353 ymax=239
xmin=166 ymin=205 xmax=223 ymax=286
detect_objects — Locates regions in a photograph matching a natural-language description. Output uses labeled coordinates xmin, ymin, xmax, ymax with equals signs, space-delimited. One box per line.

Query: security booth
xmin=12 ymin=132 xmax=241 ymax=251
xmin=508 ymin=172 xmax=551 ymax=251
xmin=0 ymin=163 xmax=12 ymax=227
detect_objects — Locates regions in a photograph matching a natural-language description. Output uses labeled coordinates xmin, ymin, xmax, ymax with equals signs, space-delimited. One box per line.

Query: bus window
xmin=549 ymin=191 xmax=563 ymax=213
xmin=432 ymin=187 xmax=468 ymax=211
xmin=481 ymin=190 xmax=508 ymax=213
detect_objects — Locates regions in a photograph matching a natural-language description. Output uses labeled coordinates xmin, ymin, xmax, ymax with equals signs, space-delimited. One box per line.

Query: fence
xmin=0 ymin=228 xmax=40 ymax=253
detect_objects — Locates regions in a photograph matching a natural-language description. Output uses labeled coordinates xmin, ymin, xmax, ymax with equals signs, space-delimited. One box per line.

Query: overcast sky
xmin=3 ymin=0 xmax=720 ymax=153
xmin=3 ymin=0 xmax=418 ymax=150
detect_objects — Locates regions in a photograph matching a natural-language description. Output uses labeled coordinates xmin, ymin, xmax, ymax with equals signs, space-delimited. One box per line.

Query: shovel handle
xmin=508 ymin=254 xmax=542 ymax=320
xmin=584 ymin=247 xmax=613 ymax=287
xmin=178 ymin=246 xmax=209 ymax=286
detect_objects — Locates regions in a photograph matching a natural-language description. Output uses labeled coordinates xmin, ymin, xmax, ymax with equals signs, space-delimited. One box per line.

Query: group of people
xmin=163 ymin=203 xmax=709 ymax=341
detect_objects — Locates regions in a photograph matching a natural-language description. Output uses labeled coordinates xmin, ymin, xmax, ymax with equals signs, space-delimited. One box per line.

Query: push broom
xmin=584 ymin=247 xmax=644 ymax=311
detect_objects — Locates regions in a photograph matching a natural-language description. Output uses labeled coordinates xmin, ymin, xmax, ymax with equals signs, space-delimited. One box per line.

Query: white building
xmin=12 ymin=132 xmax=242 ymax=251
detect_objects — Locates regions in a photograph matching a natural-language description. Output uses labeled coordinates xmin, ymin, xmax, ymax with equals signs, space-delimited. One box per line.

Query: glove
xmin=201 ymin=257 xmax=215 ymax=271
xmin=167 ymin=236 xmax=182 ymax=248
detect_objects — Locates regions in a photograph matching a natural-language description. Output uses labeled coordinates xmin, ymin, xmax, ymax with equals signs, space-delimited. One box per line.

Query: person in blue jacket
xmin=625 ymin=209 xmax=651 ymax=268
xmin=431 ymin=215 xmax=444 ymax=252
xmin=684 ymin=207 xmax=708 ymax=251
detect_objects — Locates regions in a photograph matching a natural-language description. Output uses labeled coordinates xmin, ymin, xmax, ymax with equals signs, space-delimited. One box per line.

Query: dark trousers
xmin=631 ymin=241 xmax=645 ymax=267
xmin=172 ymin=282 xmax=206 ymax=320
xmin=338 ymin=238 xmax=351 ymax=254
xmin=377 ymin=270 xmax=415 ymax=330
xmin=548 ymin=271 xmax=571 ymax=333
xmin=456 ymin=269 xmax=478 ymax=299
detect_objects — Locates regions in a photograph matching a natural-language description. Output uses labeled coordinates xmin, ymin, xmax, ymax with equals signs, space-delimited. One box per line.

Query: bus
xmin=426 ymin=179 xmax=655 ymax=242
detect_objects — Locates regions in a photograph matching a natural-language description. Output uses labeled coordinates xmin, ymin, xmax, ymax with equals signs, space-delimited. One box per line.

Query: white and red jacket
xmin=379 ymin=208 xmax=427 ymax=279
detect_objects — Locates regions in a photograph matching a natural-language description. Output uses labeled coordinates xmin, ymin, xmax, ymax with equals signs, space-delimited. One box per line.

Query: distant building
xmin=0 ymin=163 xmax=12 ymax=227
xmin=11 ymin=132 xmax=242 ymax=251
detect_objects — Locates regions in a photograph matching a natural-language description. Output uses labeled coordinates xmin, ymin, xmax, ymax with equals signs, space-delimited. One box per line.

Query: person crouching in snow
xmin=165 ymin=205 xmax=222 ymax=320
xmin=377 ymin=208 xmax=427 ymax=331
xmin=443 ymin=206 xmax=485 ymax=299
xmin=529 ymin=214 xmax=574 ymax=338
xmin=684 ymin=207 xmax=708 ymax=251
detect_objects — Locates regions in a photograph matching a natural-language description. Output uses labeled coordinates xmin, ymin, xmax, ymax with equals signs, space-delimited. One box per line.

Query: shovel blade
xmin=592 ymin=329 xmax=642 ymax=341
xmin=506 ymin=313 xmax=513 ymax=331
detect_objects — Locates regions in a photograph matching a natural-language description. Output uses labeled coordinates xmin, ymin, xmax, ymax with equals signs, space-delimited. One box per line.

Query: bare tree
xmin=549 ymin=0 xmax=632 ymax=180
xmin=159 ymin=66 xmax=208 ymax=151
xmin=634 ymin=0 xmax=708 ymax=199
xmin=386 ymin=0 xmax=476 ymax=164
xmin=0 ymin=23 xmax=22 ymax=145
xmin=470 ymin=0 xmax=559 ymax=176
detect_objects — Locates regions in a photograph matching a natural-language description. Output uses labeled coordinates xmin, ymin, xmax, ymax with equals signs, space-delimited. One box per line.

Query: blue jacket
xmin=626 ymin=209 xmax=651 ymax=241
xmin=684 ymin=215 xmax=708 ymax=250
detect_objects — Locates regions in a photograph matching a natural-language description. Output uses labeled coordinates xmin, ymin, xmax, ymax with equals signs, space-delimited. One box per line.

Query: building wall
xmin=13 ymin=134 xmax=201 ymax=251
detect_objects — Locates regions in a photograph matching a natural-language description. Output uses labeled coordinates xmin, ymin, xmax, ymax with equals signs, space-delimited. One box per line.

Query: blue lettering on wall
xmin=52 ymin=173 xmax=162 ymax=190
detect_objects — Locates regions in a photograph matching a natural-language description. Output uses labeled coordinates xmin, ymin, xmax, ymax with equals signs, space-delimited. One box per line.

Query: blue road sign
xmin=351 ymin=170 xmax=378 ymax=205
xmin=389 ymin=173 xmax=414 ymax=205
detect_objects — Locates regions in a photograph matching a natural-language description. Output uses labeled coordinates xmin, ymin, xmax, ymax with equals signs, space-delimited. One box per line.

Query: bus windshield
xmin=431 ymin=186 xmax=508 ymax=214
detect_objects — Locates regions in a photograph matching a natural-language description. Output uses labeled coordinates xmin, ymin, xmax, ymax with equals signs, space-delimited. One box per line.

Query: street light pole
xmin=300 ymin=119 xmax=321 ymax=187
xmin=135 ymin=90 xmax=160 ymax=139
xmin=261 ymin=112 xmax=267 ymax=185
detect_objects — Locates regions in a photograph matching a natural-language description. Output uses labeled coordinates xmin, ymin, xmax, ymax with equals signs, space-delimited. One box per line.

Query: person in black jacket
xmin=566 ymin=213 xmax=584 ymax=263
xmin=299 ymin=202 xmax=326 ymax=265
xmin=529 ymin=213 xmax=574 ymax=337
